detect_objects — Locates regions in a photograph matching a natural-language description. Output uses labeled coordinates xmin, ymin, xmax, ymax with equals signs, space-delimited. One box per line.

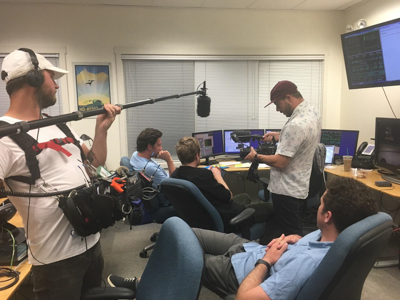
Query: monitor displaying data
xmin=374 ymin=118 xmax=400 ymax=184
xmin=320 ymin=129 xmax=359 ymax=157
xmin=192 ymin=130 xmax=224 ymax=159
xmin=224 ymin=129 xmax=264 ymax=154
xmin=325 ymin=145 xmax=335 ymax=164
xmin=341 ymin=17 xmax=400 ymax=89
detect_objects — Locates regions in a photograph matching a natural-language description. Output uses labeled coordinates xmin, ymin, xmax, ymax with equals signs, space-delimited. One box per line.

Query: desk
xmin=0 ymin=198 xmax=31 ymax=299
xmin=324 ymin=166 xmax=400 ymax=199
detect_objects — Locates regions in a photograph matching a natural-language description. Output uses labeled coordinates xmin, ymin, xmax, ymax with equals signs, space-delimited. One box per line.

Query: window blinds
xmin=122 ymin=60 xmax=195 ymax=155
xmin=121 ymin=56 xmax=323 ymax=157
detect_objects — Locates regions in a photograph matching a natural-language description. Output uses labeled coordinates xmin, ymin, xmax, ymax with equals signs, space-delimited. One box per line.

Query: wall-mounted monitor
xmin=192 ymin=130 xmax=224 ymax=165
xmin=374 ymin=118 xmax=400 ymax=184
xmin=320 ymin=129 xmax=359 ymax=158
xmin=341 ymin=17 xmax=400 ymax=89
xmin=224 ymin=129 xmax=264 ymax=155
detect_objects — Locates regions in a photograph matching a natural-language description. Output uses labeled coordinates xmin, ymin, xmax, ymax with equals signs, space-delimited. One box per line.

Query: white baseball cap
xmin=1 ymin=49 xmax=68 ymax=83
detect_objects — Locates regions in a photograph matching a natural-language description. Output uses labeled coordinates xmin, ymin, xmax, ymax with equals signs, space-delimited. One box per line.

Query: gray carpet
xmin=100 ymin=219 xmax=400 ymax=300
xmin=11 ymin=219 xmax=400 ymax=299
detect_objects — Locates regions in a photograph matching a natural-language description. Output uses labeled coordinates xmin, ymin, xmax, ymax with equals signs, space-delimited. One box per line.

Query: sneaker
xmin=107 ymin=274 xmax=138 ymax=292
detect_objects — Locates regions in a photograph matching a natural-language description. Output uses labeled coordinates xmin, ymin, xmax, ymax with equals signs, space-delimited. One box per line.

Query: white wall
xmin=0 ymin=3 xmax=346 ymax=169
xmin=342 ymin=0 xmax=400 ymax=145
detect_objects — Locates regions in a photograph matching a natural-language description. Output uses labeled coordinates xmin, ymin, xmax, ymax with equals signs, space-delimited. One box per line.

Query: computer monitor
xmin=192 ymin=130 xmax=224 ymax=165
xmin=341 ymin=17 xmax=400 ymax=89
xmin=325 ymin=145 xmax=335 ymax=164
xmin=224 ymin=129 xmax=264 ymax=155
xmin=374 ymin=118 xmax=400 ymax=184
xmin=265 ymin=129 xmax=281 ymax=134
xmin=320 ymin=129 xmax=359 ymax=158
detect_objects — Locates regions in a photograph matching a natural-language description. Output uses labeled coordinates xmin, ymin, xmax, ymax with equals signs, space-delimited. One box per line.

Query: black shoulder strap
xmin=55 ymin=123 xmax=87 ymax=163
xmin=0 ymin=118 xmax=87 ymax=185
xmin=0 ymin=121 xmax=41 ymax=184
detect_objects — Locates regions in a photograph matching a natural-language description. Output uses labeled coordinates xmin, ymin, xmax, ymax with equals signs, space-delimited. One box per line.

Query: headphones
xmin=18 ymin=48 xmax=44 ymax=87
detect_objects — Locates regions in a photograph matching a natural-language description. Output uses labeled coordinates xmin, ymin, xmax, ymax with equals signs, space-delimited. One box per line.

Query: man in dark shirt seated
xmin=172 ymin=136 xmax=273 ymax=232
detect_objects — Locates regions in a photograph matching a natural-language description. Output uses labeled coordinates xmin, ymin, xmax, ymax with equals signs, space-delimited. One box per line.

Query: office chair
xmin=223 ymin=212 xmax=393 ymax=300
xmin=160 ymin=178 xmax=265 ymax=239
xmin=120 ymin=156 xmax=176 ymax=257
xmin=258 ymin=143 xmax=326 ymax=203
xmin=302 ymin=143 xmax=327 ymax=233
xmin=120 ymin=156 xmax=134 ymax=173
xmin=120 ymin=156 xmax=175 ymax=222
xmin=296 ymin=212 xmax=393 ymax=300
xmin=81 ymin=217 xmax=204 ymax=300
xmin=136 ymin=217 xmax=204 ymax=300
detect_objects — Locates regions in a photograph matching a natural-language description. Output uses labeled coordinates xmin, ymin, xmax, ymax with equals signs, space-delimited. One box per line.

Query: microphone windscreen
xmin=197 ymin=95 xmax=211 ymax=117
xmin=116 ymin=166 xmax=129 ymax=177
xmin=231 ymin=130 xmax=252 ymax=143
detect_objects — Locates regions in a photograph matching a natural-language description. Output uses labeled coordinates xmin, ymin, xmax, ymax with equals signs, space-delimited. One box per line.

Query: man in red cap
xmin=245 ymin=80 xmax=321 ymax=244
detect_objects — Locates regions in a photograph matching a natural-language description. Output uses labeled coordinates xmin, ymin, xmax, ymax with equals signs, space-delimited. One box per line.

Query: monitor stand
xmin=381 ymin=174 xmax=400 ymax=185
xmin=200 ymin=157 xmax=219 ymax=166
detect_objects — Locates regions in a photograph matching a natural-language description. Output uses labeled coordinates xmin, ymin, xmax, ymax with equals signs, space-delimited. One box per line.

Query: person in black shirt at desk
xmin=172 ymin=136 xmax=273 ymax=232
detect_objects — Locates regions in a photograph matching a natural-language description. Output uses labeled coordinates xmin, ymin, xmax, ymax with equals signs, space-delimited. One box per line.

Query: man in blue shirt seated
xmin=130 ymin=128 xmax=175 ymax=207
xmin=192 ymin=177 xmax=377 ymax=300
xmin=107 ymin=177 xmax=377 ymax=299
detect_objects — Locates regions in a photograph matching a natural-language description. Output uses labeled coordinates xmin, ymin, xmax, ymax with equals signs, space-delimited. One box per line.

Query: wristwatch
xmin=255 ymin=259 xmax=271 ymax=272
xmin=254 ymin=153 xmax=258 ymax=162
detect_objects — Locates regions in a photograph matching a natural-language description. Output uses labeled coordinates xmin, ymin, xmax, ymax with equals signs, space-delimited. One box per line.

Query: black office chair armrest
xmin=259 ymin=177 xmax=270 ymax=186
xmin=81 ymin=287 xmax=135 ymax=300
xmin=229 ymin=208 xmax=255 ymax=227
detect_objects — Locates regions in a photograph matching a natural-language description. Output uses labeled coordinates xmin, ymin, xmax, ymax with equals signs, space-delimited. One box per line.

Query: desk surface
xmin=0 ymin=197 xmax=31 ymax=299
xmin=213 ymin=161 xmax=270 ymax=172
xmin=324 ymin=166 xmax=400 ymax=198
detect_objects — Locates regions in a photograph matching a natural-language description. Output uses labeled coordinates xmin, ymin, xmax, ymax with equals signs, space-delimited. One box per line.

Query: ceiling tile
xmin=202 ymin=0 xmax=256 ymax=9
xmin=152 ymin=0 xmax=204 ymax=8
xmin=249 ymin=0 xmax=305 ymax=10
xmin=294 ymin=0 xmax=364 ymax=11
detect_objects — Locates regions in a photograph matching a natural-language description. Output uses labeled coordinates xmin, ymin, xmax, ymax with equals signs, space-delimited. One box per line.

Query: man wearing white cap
xmin=0 ymin=48 xmax=121 ymax=299
xmin=245 ymin=80 xmax=321 ymax=244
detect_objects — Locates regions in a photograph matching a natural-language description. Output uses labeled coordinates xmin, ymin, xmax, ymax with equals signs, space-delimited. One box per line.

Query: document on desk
xmin=235 ymin=163 xmax=251 ymax=168
xmin=234 ymin=163 xmax=269 ymax=168
xmin=219 ymin=161 xmax=238 ymax=166
xmin=258 ymin=163 xmax=269 ymax=168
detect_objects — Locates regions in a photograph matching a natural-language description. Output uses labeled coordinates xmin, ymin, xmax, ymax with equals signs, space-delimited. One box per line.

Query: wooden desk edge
xmin=324 ymin=166 xmax=400 ymax=198
xmin=0 ymin=198 xmax=31 ymax=299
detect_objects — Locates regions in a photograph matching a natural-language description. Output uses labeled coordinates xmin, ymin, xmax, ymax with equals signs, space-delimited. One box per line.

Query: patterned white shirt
xmin=268 ymin=101 xmax=321 ymax=199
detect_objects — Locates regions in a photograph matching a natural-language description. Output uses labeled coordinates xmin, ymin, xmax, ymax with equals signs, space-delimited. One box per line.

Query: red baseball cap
xmin=264 ymin=80 xmax=298 ymax=108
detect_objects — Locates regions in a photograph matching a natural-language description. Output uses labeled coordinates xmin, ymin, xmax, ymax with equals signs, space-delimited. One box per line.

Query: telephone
xmin=356 ymin=142 xmax=375 ymax=157
xmin=352 ymin=141 xmax=375 ymax=169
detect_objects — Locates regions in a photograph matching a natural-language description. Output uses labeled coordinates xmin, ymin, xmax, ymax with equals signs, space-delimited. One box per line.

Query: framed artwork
xmin=75 ymin=64 xmax=111 ymax=112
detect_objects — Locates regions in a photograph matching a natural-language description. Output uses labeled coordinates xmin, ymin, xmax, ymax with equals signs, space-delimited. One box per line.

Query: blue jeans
xmin=32 ymin=241 xmax=104 ymax=300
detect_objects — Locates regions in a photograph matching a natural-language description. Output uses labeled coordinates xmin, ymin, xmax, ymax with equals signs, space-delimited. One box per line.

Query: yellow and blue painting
xmin=75 ymin=65 xmax=111 ymax=112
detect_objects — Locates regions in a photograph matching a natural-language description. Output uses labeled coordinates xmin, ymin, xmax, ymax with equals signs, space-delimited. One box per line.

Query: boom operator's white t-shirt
xmin=0 ymin=116 xmax=99 ymax=265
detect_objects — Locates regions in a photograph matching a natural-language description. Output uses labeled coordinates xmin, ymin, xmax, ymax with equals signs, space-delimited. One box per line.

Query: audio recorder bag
xmin=58 ymin=181 xmax=126 ymax=237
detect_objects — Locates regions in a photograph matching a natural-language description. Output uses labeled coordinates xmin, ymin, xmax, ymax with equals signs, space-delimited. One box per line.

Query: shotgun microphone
xmin=197 ymin=81 xmax=211 ymax=117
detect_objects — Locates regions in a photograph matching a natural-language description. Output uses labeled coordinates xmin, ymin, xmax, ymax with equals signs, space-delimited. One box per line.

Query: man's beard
xmin=35 ymin=88 xmax=56 ymax=109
